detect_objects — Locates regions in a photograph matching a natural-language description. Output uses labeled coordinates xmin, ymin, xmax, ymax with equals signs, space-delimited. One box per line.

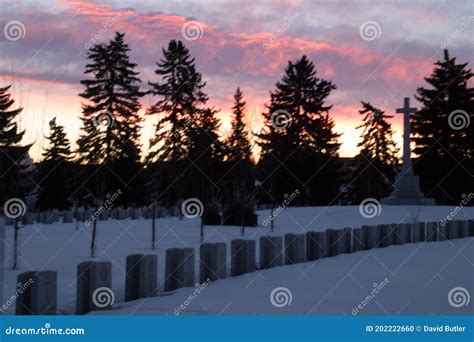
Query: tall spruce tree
xmin=223 ymin=88 xmax=256 ymax=232
xmin=37 ymin=117 xmax=73 ymax=210
xmin=148 ymin=40 xmax=208 ymax=162
xmin=187 ymin=107 xmax=224 ymax=232
xmin=42 ymin=117 xmax=73 ymax=162
xmin=147 ymin=40 xmax=209 ymax=206
xmin=257 ymin=55 xmax=341 ymax=205
xmin=226 ymin=87 xmax=252 ymax=162
xmin=77 ymin=32 xmax=144 ymax=256
xmin=349 ymin=102 xmax=399 ymax=202
xmin=0 ymin=84 xmax=31 ymax=204
xmin=0 ymin=84 xmax=32 ymax=269
xmin=78 ymin=31 xmax=143 ymax=165
xmin=412 ymin=50 xmax=473 ymax=203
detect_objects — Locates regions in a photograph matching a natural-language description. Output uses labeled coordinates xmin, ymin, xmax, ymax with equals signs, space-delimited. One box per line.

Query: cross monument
xmin=397 ymin=97 xmax=417 ymax=174
xmin=381 ymin=97 xmax=435 ymax=205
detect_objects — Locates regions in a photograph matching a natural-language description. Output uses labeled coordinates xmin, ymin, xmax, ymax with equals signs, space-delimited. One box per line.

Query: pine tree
xmin=222 ymin=88 xmax=256 ymax=233
xmin=78 ymin=32 xmax=143 ymax=163
xmin=147 ymin=40 xmax=209 ymax=206
xmin=349 ymin=102 xmax=399 ymax=202
xmin=37 ymin=117 xmax=73 ymax=210
xmin=42 ymin=117 xmax=72 ymax=162
xmin=187 ymin=107 xmax=224 ymax=235
xmin=0 ymin=84 xmax=31 ymax=204
xmin=188 ymin=107 xmax=222 ymax=167
xmin=225 ymin=87 xmax=252 ymax=162
xmin=0 ymin=84 xmax=32 ymax=269
xmin=147 ymin=40 xmax=208 ymax=163
xmin=412 ymin=50 xmax=473 ymax=203
xmin=0 ymin=85 xmax=24 ymax=147
xmin=257 ymin=55 xmax=341 ymax=205
xmin=77 ymin=32 xmax=144 ymax=256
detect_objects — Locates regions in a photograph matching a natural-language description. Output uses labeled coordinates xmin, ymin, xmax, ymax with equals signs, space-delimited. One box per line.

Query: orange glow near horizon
xmin=11 ymin=77 xmax=405 ymax=162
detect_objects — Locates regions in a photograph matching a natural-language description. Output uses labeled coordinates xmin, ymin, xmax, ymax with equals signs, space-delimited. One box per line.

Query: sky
xmin=0 ymin=0 xmax=472 ymax=161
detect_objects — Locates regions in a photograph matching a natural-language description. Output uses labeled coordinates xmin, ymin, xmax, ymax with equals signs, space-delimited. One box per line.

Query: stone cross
xmin=396 ymin=97 xmax=417 ymax=174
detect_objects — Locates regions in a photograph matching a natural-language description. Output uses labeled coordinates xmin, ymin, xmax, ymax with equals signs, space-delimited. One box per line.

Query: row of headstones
xmin=9 ymin=203 xmax=279 ymax=226
xmin=6 ymin=206 xmax=173 ymax=226
xmin=14 ymin=220 xmax=474 ymax=315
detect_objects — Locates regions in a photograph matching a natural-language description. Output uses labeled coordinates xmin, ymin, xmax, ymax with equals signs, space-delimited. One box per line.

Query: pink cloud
xmin=1 ymin=0 xmax=466 ymax=159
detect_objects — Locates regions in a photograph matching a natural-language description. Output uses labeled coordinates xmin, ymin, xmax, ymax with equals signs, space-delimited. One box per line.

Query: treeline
xmin=1 ymin=33 xmax=473 ymax=215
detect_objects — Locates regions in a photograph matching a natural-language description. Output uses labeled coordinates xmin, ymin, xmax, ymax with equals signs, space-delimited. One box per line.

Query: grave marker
xmin=284 ymin=233 xmax=305 ymax=264
xmin=16 ymin=271 xmax=57 ymax=315
xmin=352 ymin=228 xmax=365 ymax=252
xmin=425 ymin=222 xmax=438 ymax=242
xmin=164 ymin=248 xmax=195 ymax=291
xmin=125 ymin=254 xmax=158 ymax=301
xmin=412 ymin=222 xmax=426 ymax=243
xmin=76 ymin=261 xmax=112 ymax=314
xmin=200 ymin=243 xmax=227 ymax=283
xmin=231 ymin=239 xmax=256 ymax=276
xmin=260 ymin=236 xmax=283 ymax=269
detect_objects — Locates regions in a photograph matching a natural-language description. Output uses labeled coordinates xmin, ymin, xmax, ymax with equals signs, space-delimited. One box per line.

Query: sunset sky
xmin=0 ymin=0 xmax=472 ymax=161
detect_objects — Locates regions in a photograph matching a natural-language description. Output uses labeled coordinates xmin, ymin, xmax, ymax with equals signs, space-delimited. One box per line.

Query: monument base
xmin=381 ymin=171 xmax=435 ymax=205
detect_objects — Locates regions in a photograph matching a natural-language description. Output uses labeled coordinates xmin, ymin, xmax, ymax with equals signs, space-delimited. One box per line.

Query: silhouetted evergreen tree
xmin=187 ymin=107 xmax=222 ymax=185
xmin=147 ymin=40 xmax=209 ymax=206
xmin=0 ymin=84 xmax=31 ymax=204
xmin=222 ymin=88 xmax=256 ymax=231
xmin=148 ymin=40 xmax=208 ymax=161
xmin=42 ymin=117 xmax=73 ymax=162
xmin=37 ymin=117 xmax=73 ymax=210
xmin=349 ymin=102 xmax=399 ymax=202
xmin=412 ymin=50 xmax=473 ymax=203
xmin=77 ymin=32 xmax=144 ymax=256
xmin=257 ymin=55 xmax=341 ymax=206
xmin=187 ymin=107 xmax=224 ymax=229
xmin=225 ymin=87 xmax=252 ymax=162
xmin=0 ymin=84 xmax=32 ymax=269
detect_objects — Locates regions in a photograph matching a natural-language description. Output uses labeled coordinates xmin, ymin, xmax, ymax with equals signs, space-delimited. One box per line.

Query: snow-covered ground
xmin=2 ymin=205 xmax=474 ymax=315
xmin=99 ymin=238 xmax=474 ymax=316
